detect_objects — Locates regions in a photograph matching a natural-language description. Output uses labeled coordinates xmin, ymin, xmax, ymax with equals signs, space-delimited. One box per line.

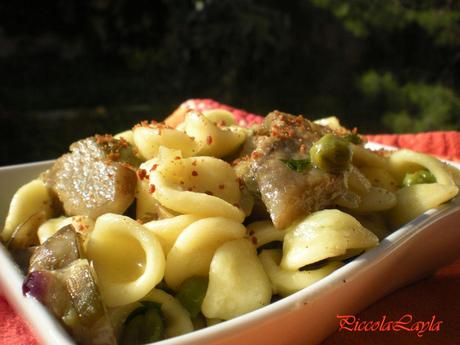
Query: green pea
xmin=121 ymin=314 xmax=144 ymax=345
xmin=402 ymin=170 xmax=436 ymax=187
xmin=142 ymin=308 xmax=164 ymax=342
xmin=310 ymin=134 xmax=352 ymax=174
xmin=121 ymin=302 xmax=165 ymax=345
xmin=176 ymin=276 xmax=208 ymax=318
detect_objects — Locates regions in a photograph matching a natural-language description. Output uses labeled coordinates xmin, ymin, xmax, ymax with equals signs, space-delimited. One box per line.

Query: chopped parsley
xmin=281 ymin=158 xmax=311 ymax=173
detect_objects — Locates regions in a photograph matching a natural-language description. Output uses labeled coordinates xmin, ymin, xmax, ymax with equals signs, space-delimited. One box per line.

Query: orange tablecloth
xmin=1 ymin=100 xmax=459 ymax=345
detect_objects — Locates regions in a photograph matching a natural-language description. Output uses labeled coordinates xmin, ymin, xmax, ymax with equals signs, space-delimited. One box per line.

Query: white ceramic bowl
xmin=1 ymin=151 xmax=460 ymax=345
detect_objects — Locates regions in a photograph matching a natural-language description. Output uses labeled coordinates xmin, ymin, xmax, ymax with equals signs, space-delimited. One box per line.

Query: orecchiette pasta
xmin=143 ymin=215 xmax=202 ymax=254
xmin=136 ymin=158 xmax=178 ymax=222
xmin=446 ymin=164 xmax=460 ymax=186
xmin=314 ymin=116 xmax=343 ymax=130
xmin=164 ymin=217 xmax=246 ymax=290
xmin=281 ymin=209 xmax=379 ymax=270
xmin=389 ymin=149 xmax=456 ymax=186
xmin=353 ymin=213 xmax=391 ymax=240
xmin=149 ymin=149 xmax=245 ymax=222
xmin=389 ymin=183 xmax=459 ymax=227
xmin=183 ymin=111 xmax=246 ymax=158
xmin=133 ymin=124 xmax=198 ymax=160
xmin=175 ymin=108 xmax=237 ymax=131
xmin=350 ymin=186 xmax=397 ymax=213
xmin=37 ymin=216 xmax=67 ymax=244
xmin=359 ymin=165 xmax=398 ymax=192
xmin=201 ymin=239 xmax=271 ymax=320
xmin=202 ymin=109 xmax=236 ymax=126
xmin=37 ymin=215 xmax=94 ymax=245
xmin=386 ymin=149 xmax=459 ymax=226
xmin=334 ymin=190 xmax=361 ymax=209
xmin=351 ymin=144 xmax=388 ymax=168
xmin=259 ymin=249 xmax=343 ymax=296
xmin=346 ymin=166 xmax=372 ymax=195
xmin=246 ymin=220 xmax=286 ymax=248
xmin=142 ymin=289 xmax=194 ymax=337
xmin=114 ymin=129 xmax=135 ymax=146
xmin=2 ymin=179 xmax=53 ymax=242
xmin=87 ymin=213 xmax=165 ymax=307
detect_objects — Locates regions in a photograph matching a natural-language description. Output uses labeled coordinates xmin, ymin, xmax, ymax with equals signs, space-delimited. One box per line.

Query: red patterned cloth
xmin=1 ymin=99 xmax=459 ymax=345
xmin=366 ymin=132 xmax=460 ymax=162
xmin=175 ymin=99 xmax=263 ymax=126
xmin=0 ymin=296 xmax=39 ymax=345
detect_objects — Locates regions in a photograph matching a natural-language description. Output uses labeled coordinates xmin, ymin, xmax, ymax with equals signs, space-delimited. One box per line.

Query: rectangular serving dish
xmin=1 ymin=148 xmax=460 ymax=345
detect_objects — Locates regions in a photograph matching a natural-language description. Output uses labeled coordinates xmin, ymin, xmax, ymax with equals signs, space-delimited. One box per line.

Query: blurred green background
xmin=1 ymin=0 xmax=459 ymax=165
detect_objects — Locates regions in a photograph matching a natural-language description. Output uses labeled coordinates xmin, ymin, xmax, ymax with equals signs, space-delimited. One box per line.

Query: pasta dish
xmin=1 ymin=103 xmax=459 ymax=345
